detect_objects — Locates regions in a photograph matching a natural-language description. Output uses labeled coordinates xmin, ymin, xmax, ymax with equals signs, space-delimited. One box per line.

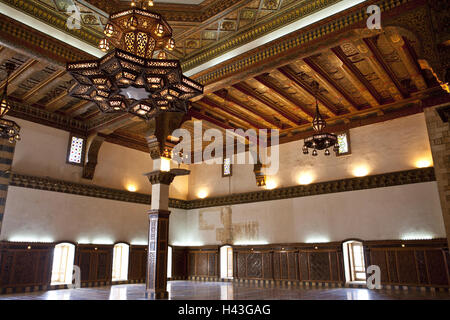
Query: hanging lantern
xmin=302 ymin=82 xmax=337 ymax=157
xmin=312 ymin=101 xmax=326 ymax=132
xmin=0 ymin=62 xmax=15 ymax=118
xmin=155 ymin=24 xmax=164 ymax=37
xmin=99 ymin=38 xmax=109 ymax=52
xmin=127 ymin=16 xmax=138 ymax=30
xmin=158 ymin=51 xmax=167 ymax=59
xmin=0 ymin=91 xmax=10 ymax=118
xmin=166 ymin=38 xmax=175 ymax=51
xmin=148 ymin=0 xmax=154 ymax=6
xmin=104 ymin=23 xmax=114 ymax=37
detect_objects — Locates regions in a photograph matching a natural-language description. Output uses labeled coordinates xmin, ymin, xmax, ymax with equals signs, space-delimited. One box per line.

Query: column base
xmin=145 ymin=290 xmax=169 ymax=300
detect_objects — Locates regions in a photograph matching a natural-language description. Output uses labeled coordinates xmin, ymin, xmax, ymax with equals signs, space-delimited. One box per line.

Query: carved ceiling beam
xmin=277 ymin=66 xmax=339 ymax=117
xmin=213 ymin=89 xmax=283 ymax=129
xmin=44 ymin=91 xmax=70 ymax=111
xmin=21 ymin=69 xmax=65 ymax=102
xmin=197 ymin=97 xmax=260 ymax=129
xmin=64 ymin=100 xmax=93 ymax=116
xmin=381 ymin=33 xmax=428 ymax=91
xmin=279 ymin=101 xmax=426 ymax=145
xmin=232 ymin=82 xmax=300 ymax=128
xmin=0 ymin=48 xmax=17 ymax=70
xmin=0 ymin=14 xmax=94 ymax=66
xmin=330 ymin=47 xmax=383 ymax=107
xmin=25 ymin=73 xmax=74 ymax=105
xmin=87 ymin=113 xmax=134 ymax=135
xmin=82 ymin=134 xmax=106 ymax=180
xmin=302 ymin=57 xmax=359 ymax=113
xmin=253 ymin=74 xmax=314 ymax=121
xmin=81 ymin=109 xmax=102 ymax=122
xmin=4 ymin=61 xmax=48 ymax=95
xmin=358 ymin=38 xmax=408 ymax=100
xmin=0 ymin=58 xmax=36 ymax=91
xmin=103 ymin=132 xmax=149 ymax=153
xmin=7 ymin=99 xmax=88 ymax=135
xmin=188 ymin=108 xmax=235 ymax=131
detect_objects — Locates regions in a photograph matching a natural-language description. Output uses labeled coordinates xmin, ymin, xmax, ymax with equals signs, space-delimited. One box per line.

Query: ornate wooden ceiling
xmin=0 ymin=0 xmax=448 ymax=154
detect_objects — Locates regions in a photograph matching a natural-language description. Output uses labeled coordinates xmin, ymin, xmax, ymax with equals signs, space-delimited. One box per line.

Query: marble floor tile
xmin=0 ymin=281 xmax=448 ymax=300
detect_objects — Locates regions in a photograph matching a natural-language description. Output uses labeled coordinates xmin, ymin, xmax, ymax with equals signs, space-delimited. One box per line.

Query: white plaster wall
xmin=187 ymin=113 xmax=433 ymax=199
xmin=9 ymin=117 xmax=188 ymax=199
xmin=180 ymin=182 xmax=444 ymax=245
xmin=0 ymin=186 xmax=187 ymax=245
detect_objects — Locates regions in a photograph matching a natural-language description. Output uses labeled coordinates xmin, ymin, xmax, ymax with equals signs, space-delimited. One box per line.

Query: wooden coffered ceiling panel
xmin=190 ymin=29 xmax=443 ymax=143
xmin=0 ymin=45 xmax=99 ymax=121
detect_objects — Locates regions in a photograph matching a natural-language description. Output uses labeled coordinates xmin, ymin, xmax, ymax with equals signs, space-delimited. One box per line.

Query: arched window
xmin=112 ymin=243 xmax=129 ymax=281
xmin=220 ymin=245 xmax=233 ymax=279
xmin=343 ymin=240 xmax=366 ymax=283
xmin=51 ymin=243 xmax=75 ymax=285
xmin=167 ymin=246 xmax=172 ymax=279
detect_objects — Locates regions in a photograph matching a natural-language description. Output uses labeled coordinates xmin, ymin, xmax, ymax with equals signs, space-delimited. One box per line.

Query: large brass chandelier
xmin=67 ymin=0 xmax=203 ymax=120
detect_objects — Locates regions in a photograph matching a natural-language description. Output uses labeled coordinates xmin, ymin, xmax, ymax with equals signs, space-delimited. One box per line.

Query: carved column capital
xmin=144 ymin=168 xmax=190 ymax=186
xmin=147 ymin=209 xmax=171 ymax=218
xmin=144 ymin=112 xmax=188 ymax=160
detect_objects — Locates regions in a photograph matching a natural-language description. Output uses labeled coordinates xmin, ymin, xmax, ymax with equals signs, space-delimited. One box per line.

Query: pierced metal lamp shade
xmin=67 ymin=7 xmax=203 ymax=121
xmin=0 ymin=118 xmax=21 ymax=143
xmin=0 ymin=90 xmax=10 ymax=118
xmin=312 ymin=104 xmax=326 ymax=132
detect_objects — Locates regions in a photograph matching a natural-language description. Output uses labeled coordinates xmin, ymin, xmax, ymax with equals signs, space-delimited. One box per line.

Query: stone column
xmin=143 ymin=169 xmax=189 ymax=299
xmin=0 ymin=138 xmax=16 ymax=235
xmin=143 ymin=112 xmax=189 ymax=299
xmin=424 ymin=103 xmax=450 ymax=249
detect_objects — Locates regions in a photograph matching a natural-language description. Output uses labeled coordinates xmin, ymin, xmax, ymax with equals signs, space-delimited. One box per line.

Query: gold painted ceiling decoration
xmin=66 ymin=1 xmax=203 ymax=120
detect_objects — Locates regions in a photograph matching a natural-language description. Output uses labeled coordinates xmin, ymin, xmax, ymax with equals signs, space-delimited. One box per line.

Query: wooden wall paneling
xmin=75 ymin=244 xmax=113 ymax=284
xmin=237 ymin=251 xmax=246 ymax=278
xmin=128 ymin=245 xmax=147 ymax=281
xmin=426 ymin=249 xmax=449 ymax=286
xmin=0 ymin=242 xmax=54 ymax=289
xmin=184 ymin=247 xmax=219 ymax=278
xmin=308 ymin=251 xmax=331 ymax=281
xmin=414 ymin=250 xmax=428 ymax=285
xmin=197 ymin=253 xmax=208 ymax=276
xmin=262 ymin=251 xmax=272 ymax=279
xmin=329 ymin=251 xmax=338 ymax=281
xmin=298 ymin=251 xmax=309 ymax=281
xmin=208 ymin=252 xmax=216 ymax=276
xmin=246 ymin=252 xmax=262 ymax=279
xmin=396 ymin=249 xmax=419 ymax=284
xmin=188 ymin=252 xmax=195 ymax=276
xmin=172 ymin=247 xmax=187 ymax=279
xmin=287 ymin=251 xmax=298 ymax=281
xmin=273 ymin=252 xmax=281 ymax=280
xmin=280 ymin=252 xmax=288 ymax=280
xmin=364 ymin=239 xmax=449 ymax=287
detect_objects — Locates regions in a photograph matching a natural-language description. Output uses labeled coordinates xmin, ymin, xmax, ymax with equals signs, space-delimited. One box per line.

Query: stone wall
xmin=424 ymin=104 xmax=450 ymax=248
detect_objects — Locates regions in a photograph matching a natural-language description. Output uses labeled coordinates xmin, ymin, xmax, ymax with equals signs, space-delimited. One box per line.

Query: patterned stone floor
xmin=0 ymin=281 xmax=449 ymax=300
